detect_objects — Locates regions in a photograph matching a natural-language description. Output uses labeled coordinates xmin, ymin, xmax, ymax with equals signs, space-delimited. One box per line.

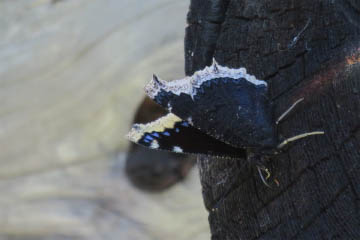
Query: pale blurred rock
xmin=0 ymin=0 xmax=209 ymax=239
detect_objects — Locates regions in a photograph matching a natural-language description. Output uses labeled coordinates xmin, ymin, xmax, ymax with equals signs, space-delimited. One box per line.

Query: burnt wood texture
xmin=185 ymin=0 xmax=360 ymax=239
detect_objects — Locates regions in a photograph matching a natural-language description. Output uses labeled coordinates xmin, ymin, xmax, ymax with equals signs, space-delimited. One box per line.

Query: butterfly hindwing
xmin=127 ymin=113 xmax=246 ymax=159
xmin=145 ymin=60 xmax=277 ymax=149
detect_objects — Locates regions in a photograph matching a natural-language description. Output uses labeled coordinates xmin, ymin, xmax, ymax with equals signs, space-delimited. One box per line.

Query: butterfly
xmin=127 ymin=59 xmax=324 ymax=186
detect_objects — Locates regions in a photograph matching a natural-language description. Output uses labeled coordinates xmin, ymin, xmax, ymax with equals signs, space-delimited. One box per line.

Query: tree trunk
xmin=185 ymin=0 xmax=360 ymax=239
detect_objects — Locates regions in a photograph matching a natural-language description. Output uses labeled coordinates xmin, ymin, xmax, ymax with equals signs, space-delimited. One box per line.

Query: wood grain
xmin=0 ymin=1 xmax=209 ymax=239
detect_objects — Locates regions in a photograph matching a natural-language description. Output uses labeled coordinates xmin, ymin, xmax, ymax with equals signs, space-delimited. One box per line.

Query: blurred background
xmin=0 ymin=0 xmax=209 ymax=239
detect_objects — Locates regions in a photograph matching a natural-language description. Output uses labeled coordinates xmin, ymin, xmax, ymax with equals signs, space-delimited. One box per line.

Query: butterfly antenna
xmin=276 ymin=98 xmax=304 ymax=124
xmin=277 ymin=131 xmax=324 ymax=149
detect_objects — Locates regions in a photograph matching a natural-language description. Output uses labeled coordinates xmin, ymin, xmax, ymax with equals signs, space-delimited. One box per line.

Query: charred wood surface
xmin=185 ymin=0 xmax=360 ymax=239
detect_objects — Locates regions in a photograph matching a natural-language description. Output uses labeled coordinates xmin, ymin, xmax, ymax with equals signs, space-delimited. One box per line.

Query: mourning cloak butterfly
xmin=127 ymin=59 xmax=324 ymax=186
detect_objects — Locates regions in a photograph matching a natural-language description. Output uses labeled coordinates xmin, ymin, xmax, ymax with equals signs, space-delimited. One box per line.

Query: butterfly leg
xmin=277 ymin=131 xmax=325 ymax=149
xmin=248 ymin=150 xmax=276 ymax=187
xmin=276 ymin=98 xmax=304 ymax=124
xmin=257 ymin=165 xmax=272 ymax=188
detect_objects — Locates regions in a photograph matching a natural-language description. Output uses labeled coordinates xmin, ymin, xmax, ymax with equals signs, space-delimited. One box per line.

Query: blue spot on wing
xmin=181 ymin=122 xmax=189 ymax=127
xmin=152 ymin=132 xmax=160 ymax=138
xmin=144 ymin=135 xmax=153 ymax=141
xmin=175 ymin=128 xmax=180 ymax=133
xmin=162 ymin=131 xmax=170 ymax=136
